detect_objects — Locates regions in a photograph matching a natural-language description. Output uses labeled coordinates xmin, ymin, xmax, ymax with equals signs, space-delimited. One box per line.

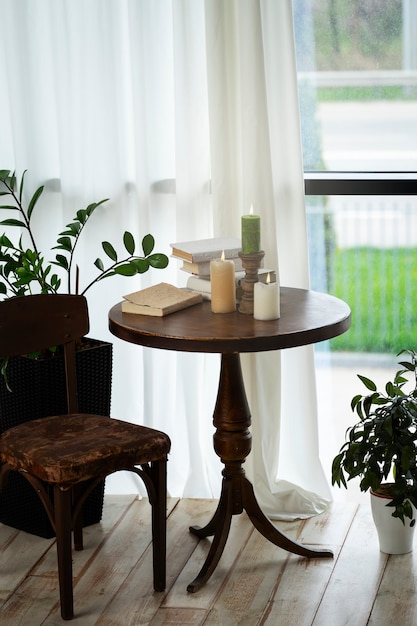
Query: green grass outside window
xmin=329 ymin=247 xmax=417 ymax=353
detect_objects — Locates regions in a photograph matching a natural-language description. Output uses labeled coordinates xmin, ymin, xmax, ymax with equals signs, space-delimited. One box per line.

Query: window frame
xmin=304 ymin=172 xmax=417 ymax=196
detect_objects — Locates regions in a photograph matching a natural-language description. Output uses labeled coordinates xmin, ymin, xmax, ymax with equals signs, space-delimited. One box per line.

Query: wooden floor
xmin=1 ymin=495 xmax=416 ymax=625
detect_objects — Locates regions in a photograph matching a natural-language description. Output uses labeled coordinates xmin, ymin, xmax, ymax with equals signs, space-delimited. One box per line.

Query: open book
xmin=122 ymin=282 xmax=203 ymax=317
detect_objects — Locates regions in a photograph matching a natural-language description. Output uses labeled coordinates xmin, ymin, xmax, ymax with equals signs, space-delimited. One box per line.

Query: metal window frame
xmin=304 ymin=172 xmax=417 ymax=196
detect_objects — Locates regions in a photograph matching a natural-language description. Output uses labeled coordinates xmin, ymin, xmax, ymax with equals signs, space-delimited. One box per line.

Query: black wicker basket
xmin=0 ymin=338 xmax=112 ymax=538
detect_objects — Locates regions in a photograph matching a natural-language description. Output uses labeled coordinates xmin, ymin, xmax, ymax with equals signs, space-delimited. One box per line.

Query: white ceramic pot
xmin=370 ymin=488 xmax=415 ymax=554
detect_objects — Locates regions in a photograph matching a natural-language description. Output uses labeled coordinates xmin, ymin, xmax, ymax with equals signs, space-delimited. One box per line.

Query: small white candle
xmin=210 ymin=251 xmax=236 ymax=313
xmin=253 ymin=273 xmax=280 ymax=320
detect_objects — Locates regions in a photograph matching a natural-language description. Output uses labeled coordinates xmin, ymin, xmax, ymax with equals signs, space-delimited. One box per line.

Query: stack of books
xmin=185 ymin=269 xmax=276 ymax=301
xmin=170 ymin=237 xmax=272 ymax=301
xmin=170 ymin=237 xmax=242 ymax=276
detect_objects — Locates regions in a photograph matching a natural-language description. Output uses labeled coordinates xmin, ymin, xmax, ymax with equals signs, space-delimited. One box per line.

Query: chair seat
xmin=1 ymin=414 xmax=171 ymax=487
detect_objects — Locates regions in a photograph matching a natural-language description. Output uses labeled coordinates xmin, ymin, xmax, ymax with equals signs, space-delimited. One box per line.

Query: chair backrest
xmin=0 ymin=294 xmax=90 ymax=414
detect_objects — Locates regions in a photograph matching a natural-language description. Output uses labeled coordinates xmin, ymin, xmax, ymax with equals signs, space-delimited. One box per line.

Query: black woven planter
xmin=0 ymin=338 xmax=112 ymax=538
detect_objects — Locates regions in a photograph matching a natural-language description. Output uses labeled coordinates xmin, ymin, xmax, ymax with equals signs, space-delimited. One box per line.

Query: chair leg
xmin=72 ymin=485 xmax=84 ymax=551
xmin=54 ymin=486 xmax=74 ymax=620
xmin=150 ymin=460 xmax=167 ymax=591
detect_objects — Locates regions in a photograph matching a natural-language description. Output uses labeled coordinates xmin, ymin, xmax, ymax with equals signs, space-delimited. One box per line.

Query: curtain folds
xmin=0 ymin=0 xmax=331 ymax=518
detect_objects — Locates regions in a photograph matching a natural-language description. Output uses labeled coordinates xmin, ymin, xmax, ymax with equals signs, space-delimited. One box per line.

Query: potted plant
xmin=0 ymin=169 xmax=169 ymax=537
xmin=331 ymin=349 xmax=417 ymax=553
xmin=332 ymin=348 xmax=417 ymax=552
xmin=0 ymin=169 xmax=168 ymax=299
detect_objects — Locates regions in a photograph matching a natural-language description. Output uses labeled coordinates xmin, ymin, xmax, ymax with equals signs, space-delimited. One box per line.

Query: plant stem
xmin=5 ymin=178 xmax=39 ymax=254
xmin=79 ymin=256 xmax=146 ymax=296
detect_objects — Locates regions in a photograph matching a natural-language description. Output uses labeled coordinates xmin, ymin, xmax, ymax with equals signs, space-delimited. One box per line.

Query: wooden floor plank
xmin=148 ymin=607 xmax=207 ymax=626
xmin=0 ymin=574 xmax=60 ymax=626
xmin=203 ymin=520 xmax=295 ymax=625
xmin=368 ymin=550 xmax=417 ymax=626
xmin=313 ymin=503 xmax=388 ymax=626
xmin=259 ymin=503 xmax=357 ymax=626
xmin=297 ymin=501 xmax=358 ymax=547
xmin=0 ymin=495 xmax=141 ymax=624
xmin=0 ymin=526 xmax=54 ymax=605
xmin=1 ymin=497 xmax=417 ymax=625
xmin=97 ymin=499 xmax=216 ymax=626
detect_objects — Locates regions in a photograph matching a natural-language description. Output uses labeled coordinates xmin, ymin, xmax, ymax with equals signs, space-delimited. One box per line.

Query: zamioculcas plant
xmin=0 ymin=169 xmax=169 ymax=298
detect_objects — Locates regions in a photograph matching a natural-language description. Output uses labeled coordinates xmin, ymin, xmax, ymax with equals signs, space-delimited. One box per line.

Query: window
xmin=293 ymin=0 xmax=417 ymax=172
xmin=293 ymin=0 xmax=417 ymax=355
xmin=293 ymin=2 xmax=417 ymax=489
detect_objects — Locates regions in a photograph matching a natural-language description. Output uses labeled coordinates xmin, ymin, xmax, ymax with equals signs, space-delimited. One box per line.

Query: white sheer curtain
xmin=0 ymin=0 xmax=331 ymax=518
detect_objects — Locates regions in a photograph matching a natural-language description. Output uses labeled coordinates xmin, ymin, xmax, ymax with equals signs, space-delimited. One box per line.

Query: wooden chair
xmin=0 ymin=294 xmax=171 ymax=620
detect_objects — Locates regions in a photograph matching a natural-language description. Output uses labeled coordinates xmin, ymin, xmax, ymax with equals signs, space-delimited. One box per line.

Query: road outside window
xmin=293 ymin=0 xmax=417 ymax=172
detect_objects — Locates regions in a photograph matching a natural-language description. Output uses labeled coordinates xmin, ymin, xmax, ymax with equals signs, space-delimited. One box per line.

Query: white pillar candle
xmin=210 ymin=252 xmax=236 ymax=313
xmin=253 ymin=273 xmax=280 ymax=320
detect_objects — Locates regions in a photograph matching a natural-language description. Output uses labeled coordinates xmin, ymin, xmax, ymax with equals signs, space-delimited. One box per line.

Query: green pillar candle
xmin=241 ymin=212 xmax=261 ymax=254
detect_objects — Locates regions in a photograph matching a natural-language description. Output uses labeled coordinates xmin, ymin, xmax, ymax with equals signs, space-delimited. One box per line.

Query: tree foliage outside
xmin=311 ymin=0 xmax=403 ymax=72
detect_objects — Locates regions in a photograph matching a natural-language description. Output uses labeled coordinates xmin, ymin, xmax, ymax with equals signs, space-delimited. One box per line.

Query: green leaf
xmin=94 ymin=258 xmax=105 ymax=271
xmin=131 ymin=258 xmax=150 ymax=273
xmin=123 ymin=231 xmax=135 ymax=255
xmin=0 ymin=218 xmax=26 ymax=227
xmin=0 ymin=234 xmax=13 ymax=247
xmin=383 ymin=415 xmax=393 ymax=437
xmin=61 ymin=222 xmax=81 ymax=236
xmin=51 ymin=274 xmax=61 ymax=289
xmin=85 ymin=202 xmax=98 ymax=216
xmin=398 ymin=361 xmax=415 ymax=372
xmin=0 ymin=170 xmax=11 ymax=181
xmin=19 ymin=170 xmax=26 ymax=203
xmin=142 ymin=234 xmax=155 ymax=256
xmin=76 ymin=209 xmax=88 ymax=224
xmin=114 ymin=263 xmax=137 ymax=276
xmin=27 ymin=185 xmax=44 ymax=220
xmin=351 ymin=394 xmax=362 ymax=411
xmin=386 ymin=381 xmax=396 ymax=397
xmin=148 ymin=253 xmax=169 ymax=269
xmin=403 ymin=500 xmax=413 ymax=522
xmin=86 ymin=198 xmax=108 ymax=215
xmin=358 ymin=374 xmax=377 ymax=391
xmin=102 ymin=241 xmax=117 ymax=262
xmin=331 ymin=453 xmax=345 ymax=479
xmin=53 ymin=236 xmax=73 ymax=252
xmin=54 ymin=254 xmax=69 ymax=270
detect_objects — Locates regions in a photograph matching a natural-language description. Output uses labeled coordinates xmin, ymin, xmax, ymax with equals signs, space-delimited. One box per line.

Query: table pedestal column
xmin=187 ymin=352 xmax=333 ymax=592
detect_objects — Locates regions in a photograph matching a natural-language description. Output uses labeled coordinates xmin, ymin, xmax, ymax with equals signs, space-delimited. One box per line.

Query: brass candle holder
xmin=238 ymin=250 xmax=265 ymax=314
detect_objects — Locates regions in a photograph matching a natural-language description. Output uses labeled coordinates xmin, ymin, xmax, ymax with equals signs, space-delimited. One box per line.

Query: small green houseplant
xmin=332 ymin=349 xmax=417 ymax=526
xmin=0 ymin=169 xmax=168 ymax=298
xmin=0 ymin=168 xmax=169 ymax=378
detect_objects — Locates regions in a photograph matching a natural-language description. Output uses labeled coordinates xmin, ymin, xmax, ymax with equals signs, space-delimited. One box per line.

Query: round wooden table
xmin=109 ymin=287 xmax=351 ymax=592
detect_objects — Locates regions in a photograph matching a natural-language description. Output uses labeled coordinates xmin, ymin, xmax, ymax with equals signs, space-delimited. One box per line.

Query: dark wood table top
xmin=108 ymin=286 xmax=351 ymax=354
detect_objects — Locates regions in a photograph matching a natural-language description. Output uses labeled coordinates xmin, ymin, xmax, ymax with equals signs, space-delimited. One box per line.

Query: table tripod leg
xmin=241 ymin=477 xmax=333 ymax=558
xmin=187 ymin=478 xmax=234 ymax=592
xmin=189 ymin=499 xmax=223 ymax=538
